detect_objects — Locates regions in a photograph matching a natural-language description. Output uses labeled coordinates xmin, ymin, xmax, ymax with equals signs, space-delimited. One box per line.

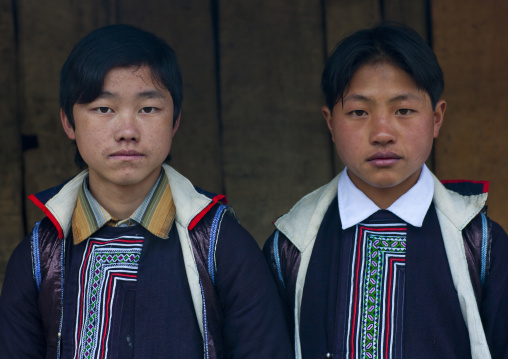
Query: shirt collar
xmin=338 ymin=164 xmax=434 ymax=229
xmin=71 ymin=171 xmax=176 ymax=244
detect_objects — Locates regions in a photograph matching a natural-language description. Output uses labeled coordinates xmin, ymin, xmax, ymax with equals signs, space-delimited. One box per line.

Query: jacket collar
xmin=274 ymin=170 xmax=488 ymax=252
xmin=274 ymin=173 xmax=340 ymax=252
xmin=431 ymin=172 xmax=488 ymax=230
xmin=29 ymin=171 xmax=88 ymax=239
xmin=29 ymin=164 xmax=216 ymax=240
xmin=162 ymin=164 xmax=219 ymax=229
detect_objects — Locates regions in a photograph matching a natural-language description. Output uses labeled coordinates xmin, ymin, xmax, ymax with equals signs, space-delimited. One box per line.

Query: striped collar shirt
xmin=71 ymin=171 xmax=176 ymax=245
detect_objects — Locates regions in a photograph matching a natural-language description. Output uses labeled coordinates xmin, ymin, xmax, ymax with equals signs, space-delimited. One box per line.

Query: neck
xmin=348 ymin=169 xmax=421 ymax=210
xmin=362 ymin=188 xmax=407 ymax=209
xmin=87 ymin=170 xmax=161 ymax=220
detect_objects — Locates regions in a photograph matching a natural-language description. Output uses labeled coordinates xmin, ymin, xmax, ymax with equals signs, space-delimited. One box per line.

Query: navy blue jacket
xmin=0 ymin=169 xmax=293 ymax=359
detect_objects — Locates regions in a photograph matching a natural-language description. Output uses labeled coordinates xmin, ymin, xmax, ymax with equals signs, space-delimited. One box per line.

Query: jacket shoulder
xmin=263 ymin=229 xmax=301 ymax=290
xmin=441 ymin=179 xmax=489 ymax=196
xmin=275 ymin=173 xmax=341 ymax=251
xmin=30 ymin=217 xmax=62 ymax=290
xmin=28 ymin=171 xmax=88 ymax=240
xmin=432 ymin=175 xmax=488 ymax=230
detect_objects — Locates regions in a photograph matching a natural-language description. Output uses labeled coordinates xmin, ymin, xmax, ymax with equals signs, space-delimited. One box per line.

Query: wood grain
xmin=433 ymin=0 xmax=508 ymax=230
xmin=219 ymin=0 xmax=334 ymax=244
xmin=0 ymin=0 xmax=23 ymax=291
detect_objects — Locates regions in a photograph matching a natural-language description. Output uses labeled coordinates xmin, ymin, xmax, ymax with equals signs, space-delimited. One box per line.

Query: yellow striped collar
xmin=71 ymin=172 xmax=176 ymax=245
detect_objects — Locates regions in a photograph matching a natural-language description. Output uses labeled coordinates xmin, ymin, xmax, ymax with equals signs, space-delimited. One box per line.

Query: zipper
xmin=56 ymin=237 xmax=66 ymax=358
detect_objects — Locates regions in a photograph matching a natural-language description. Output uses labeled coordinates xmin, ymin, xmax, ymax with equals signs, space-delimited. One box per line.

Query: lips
xmin=109 ymin=150 xmax=144 ymax=159
xmin=367 ymin=151 xmax=401 ymax=167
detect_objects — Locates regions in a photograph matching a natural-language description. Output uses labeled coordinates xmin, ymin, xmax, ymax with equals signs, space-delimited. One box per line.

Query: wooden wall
xmin=1 ymin=0 xmax=506 ymax=291
xmin=0 ymin=0 xmax=23 ymax=293
xmin=432 ymin=0 xmax=508 ymax=232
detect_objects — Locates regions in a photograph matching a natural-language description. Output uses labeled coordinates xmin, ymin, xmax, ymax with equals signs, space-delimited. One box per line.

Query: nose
xmin=369 ymin=113 xmax=396 ymax=145
xmin=114 ymin=112 xmax=140 ymax=142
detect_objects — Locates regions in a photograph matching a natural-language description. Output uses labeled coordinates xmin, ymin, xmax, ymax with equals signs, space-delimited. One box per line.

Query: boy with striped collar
xmin=0 ymin=24 xmax=292 ymax=358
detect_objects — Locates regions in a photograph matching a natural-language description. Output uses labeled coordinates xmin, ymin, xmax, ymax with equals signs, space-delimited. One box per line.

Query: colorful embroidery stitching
xmin=347 ymin=222 xmax=407 ymax=359
xmin=73 ymin=236 xmax=142 ymax=359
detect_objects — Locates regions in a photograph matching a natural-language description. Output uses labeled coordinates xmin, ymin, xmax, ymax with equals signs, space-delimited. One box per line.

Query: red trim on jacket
xmin=188 ymin=194 xmax=227 ymax=231
xmin=28 ymin=194 xmax=64 ymax=239
xmin=440 ymin=179 xmax=489 ymax=193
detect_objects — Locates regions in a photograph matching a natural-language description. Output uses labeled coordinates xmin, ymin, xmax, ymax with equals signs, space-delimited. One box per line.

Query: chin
xmin=365 ymin=176 xmax=406 ymax=189
xmin=111 ymin=171 xmax=149 ymax=187
xmin=371 ymin=174 xmax=418 ymax=189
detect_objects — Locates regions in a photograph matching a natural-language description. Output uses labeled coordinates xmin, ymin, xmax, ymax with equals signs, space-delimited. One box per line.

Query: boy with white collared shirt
xmin=263 ymin=22 xmax=508 ymax=359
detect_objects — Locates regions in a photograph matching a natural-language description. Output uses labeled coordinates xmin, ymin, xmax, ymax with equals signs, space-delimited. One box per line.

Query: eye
xmin=349 ymin=110 xmax=368 ymax=117
xmin=396 ymin=108 xmax=413 ymax=115
xmin=140 ymin=107 xmax=158 ymax=114
xmin=94 ymin=107 xmax=112 ymax=114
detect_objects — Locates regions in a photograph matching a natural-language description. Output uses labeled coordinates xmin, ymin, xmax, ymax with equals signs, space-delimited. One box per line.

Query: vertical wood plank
xmin=18 ymin=0 xmax=110 ymax=230
xmin=0 ymin=0 xmax=23 ymax=291
xmin=220 ymin=0 xmax=333 ymax=244
xmin=116 ymin=0 xmax=222 ymax=194
xmin=324 ymin=0 xmax=381 ymax=51
xmin=383 ymin=0 xmax=428 ymax=39
xmin=432 ymin=0 xmax=508 ymax=230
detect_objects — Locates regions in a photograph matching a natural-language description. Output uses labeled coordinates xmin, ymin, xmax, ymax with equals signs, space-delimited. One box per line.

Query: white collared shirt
xmin=338 ymin=165 xmax=434 ymax=229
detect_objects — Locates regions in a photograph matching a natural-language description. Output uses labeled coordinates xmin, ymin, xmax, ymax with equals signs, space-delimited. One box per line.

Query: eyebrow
xmin=96 ymin=90 xmax=166 ymax=100
xmin=96 ymin=91 xmax=116 ymax=100
xmin=342 ymin=93 xmax=422 ymax=104
xmin=137 ymin=90 xmax=166 ymax=100
xmin=342 ymin=94 xmax=372 ymax=104
xmin=387 ymin=94 xmax=422 ymax=103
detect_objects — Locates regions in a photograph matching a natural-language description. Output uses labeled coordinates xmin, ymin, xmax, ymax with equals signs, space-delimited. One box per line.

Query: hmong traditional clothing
xmin=264 ymin=166 xmax=508 ymax=359
xmin=0 ymin=165 xmax=293 ymax=358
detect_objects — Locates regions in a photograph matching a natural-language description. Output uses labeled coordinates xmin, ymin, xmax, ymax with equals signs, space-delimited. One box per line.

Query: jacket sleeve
xmin=215 ymin=215 xmax=294 ymax=359
xmin=263 ymin=231 xmax=289 ymax=301
xmin=262 ymin=230 xmax=298 ymax=337
xmin=480 ymin=220 xmax=508 ymax=359
xmin=0 ymin=232 xmax=46 ymax=357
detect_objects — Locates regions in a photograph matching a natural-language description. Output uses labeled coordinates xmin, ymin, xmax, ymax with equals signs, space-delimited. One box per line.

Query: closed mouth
xmin=109 ymin=150 xmax=144 ymax=157
xmin=367 ymin=152 xmax=402 ymax=161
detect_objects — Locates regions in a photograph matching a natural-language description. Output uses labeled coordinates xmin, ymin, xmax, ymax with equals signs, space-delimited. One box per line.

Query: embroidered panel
xmin=73 ymin=236 xmax=143 ymax=359
xmin=346 ymin=221 xmax=407 ymax=359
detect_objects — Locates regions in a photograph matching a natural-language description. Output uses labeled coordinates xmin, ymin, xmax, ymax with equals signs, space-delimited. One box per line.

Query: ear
xmin=172 ymin=112 xmax=181 ymax=137
xmin=60 ymin=108 xmax=76 ymax=140
xmin=432 ymin=100 xmax=446 ymax=138
xmin=322 ymin=105 xmax=335 ymax=142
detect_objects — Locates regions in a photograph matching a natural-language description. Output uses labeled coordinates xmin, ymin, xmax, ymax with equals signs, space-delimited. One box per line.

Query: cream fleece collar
xmin=274 ymin=170 xmax=488 ymax=251
xmin=34 ymin=165 xmax=214 ymax=240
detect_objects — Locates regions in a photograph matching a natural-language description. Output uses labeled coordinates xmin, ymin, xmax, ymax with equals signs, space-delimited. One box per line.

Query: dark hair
xmin=60 ymin=24 xmax=182 ymax=168
xmin=321 ymin=22 xmax=444 ymax=111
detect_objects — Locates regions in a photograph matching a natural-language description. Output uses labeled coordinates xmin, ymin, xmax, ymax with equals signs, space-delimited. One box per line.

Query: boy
xmin=263 ymin=23 xmax=508 ymax=359
xmin=0 ymin=24 xmax=292 ymax=358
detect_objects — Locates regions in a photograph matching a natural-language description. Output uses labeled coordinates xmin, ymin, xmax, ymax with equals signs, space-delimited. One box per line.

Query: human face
xmin=61 ymin=65 xmax=179 ymax=195
xmin=322 ymin=62 xmax=446 ymax=208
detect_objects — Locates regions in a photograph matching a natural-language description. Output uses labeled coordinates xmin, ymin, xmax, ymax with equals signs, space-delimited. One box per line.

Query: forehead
xmin=341 ymin=62 xmax=433 ymax=106
xmin=102 ymin=65 xmax=167 ymax=92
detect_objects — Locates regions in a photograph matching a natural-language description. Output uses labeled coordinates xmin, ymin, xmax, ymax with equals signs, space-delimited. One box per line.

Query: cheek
xmin=416 ymin=137 xmax=434 ymax=160
xmin=333 ymin=131 xmax=362 ymax=164
xmin=334 ymin=124 xmax=362 ymax=148
xmin=74 ymin=126 xmax=106 ymax=158
xmin=150 ymin=124 xmax=174 ymax=153
xmin=404 ymin=124 xmax=435 ymax=160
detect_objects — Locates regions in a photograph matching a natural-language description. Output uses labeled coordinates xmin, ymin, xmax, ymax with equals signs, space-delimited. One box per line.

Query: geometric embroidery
xmin=73 ymin=236 xmax=143 ymax=359
xmin=346 ymin=222 xmax=406 ymax=359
